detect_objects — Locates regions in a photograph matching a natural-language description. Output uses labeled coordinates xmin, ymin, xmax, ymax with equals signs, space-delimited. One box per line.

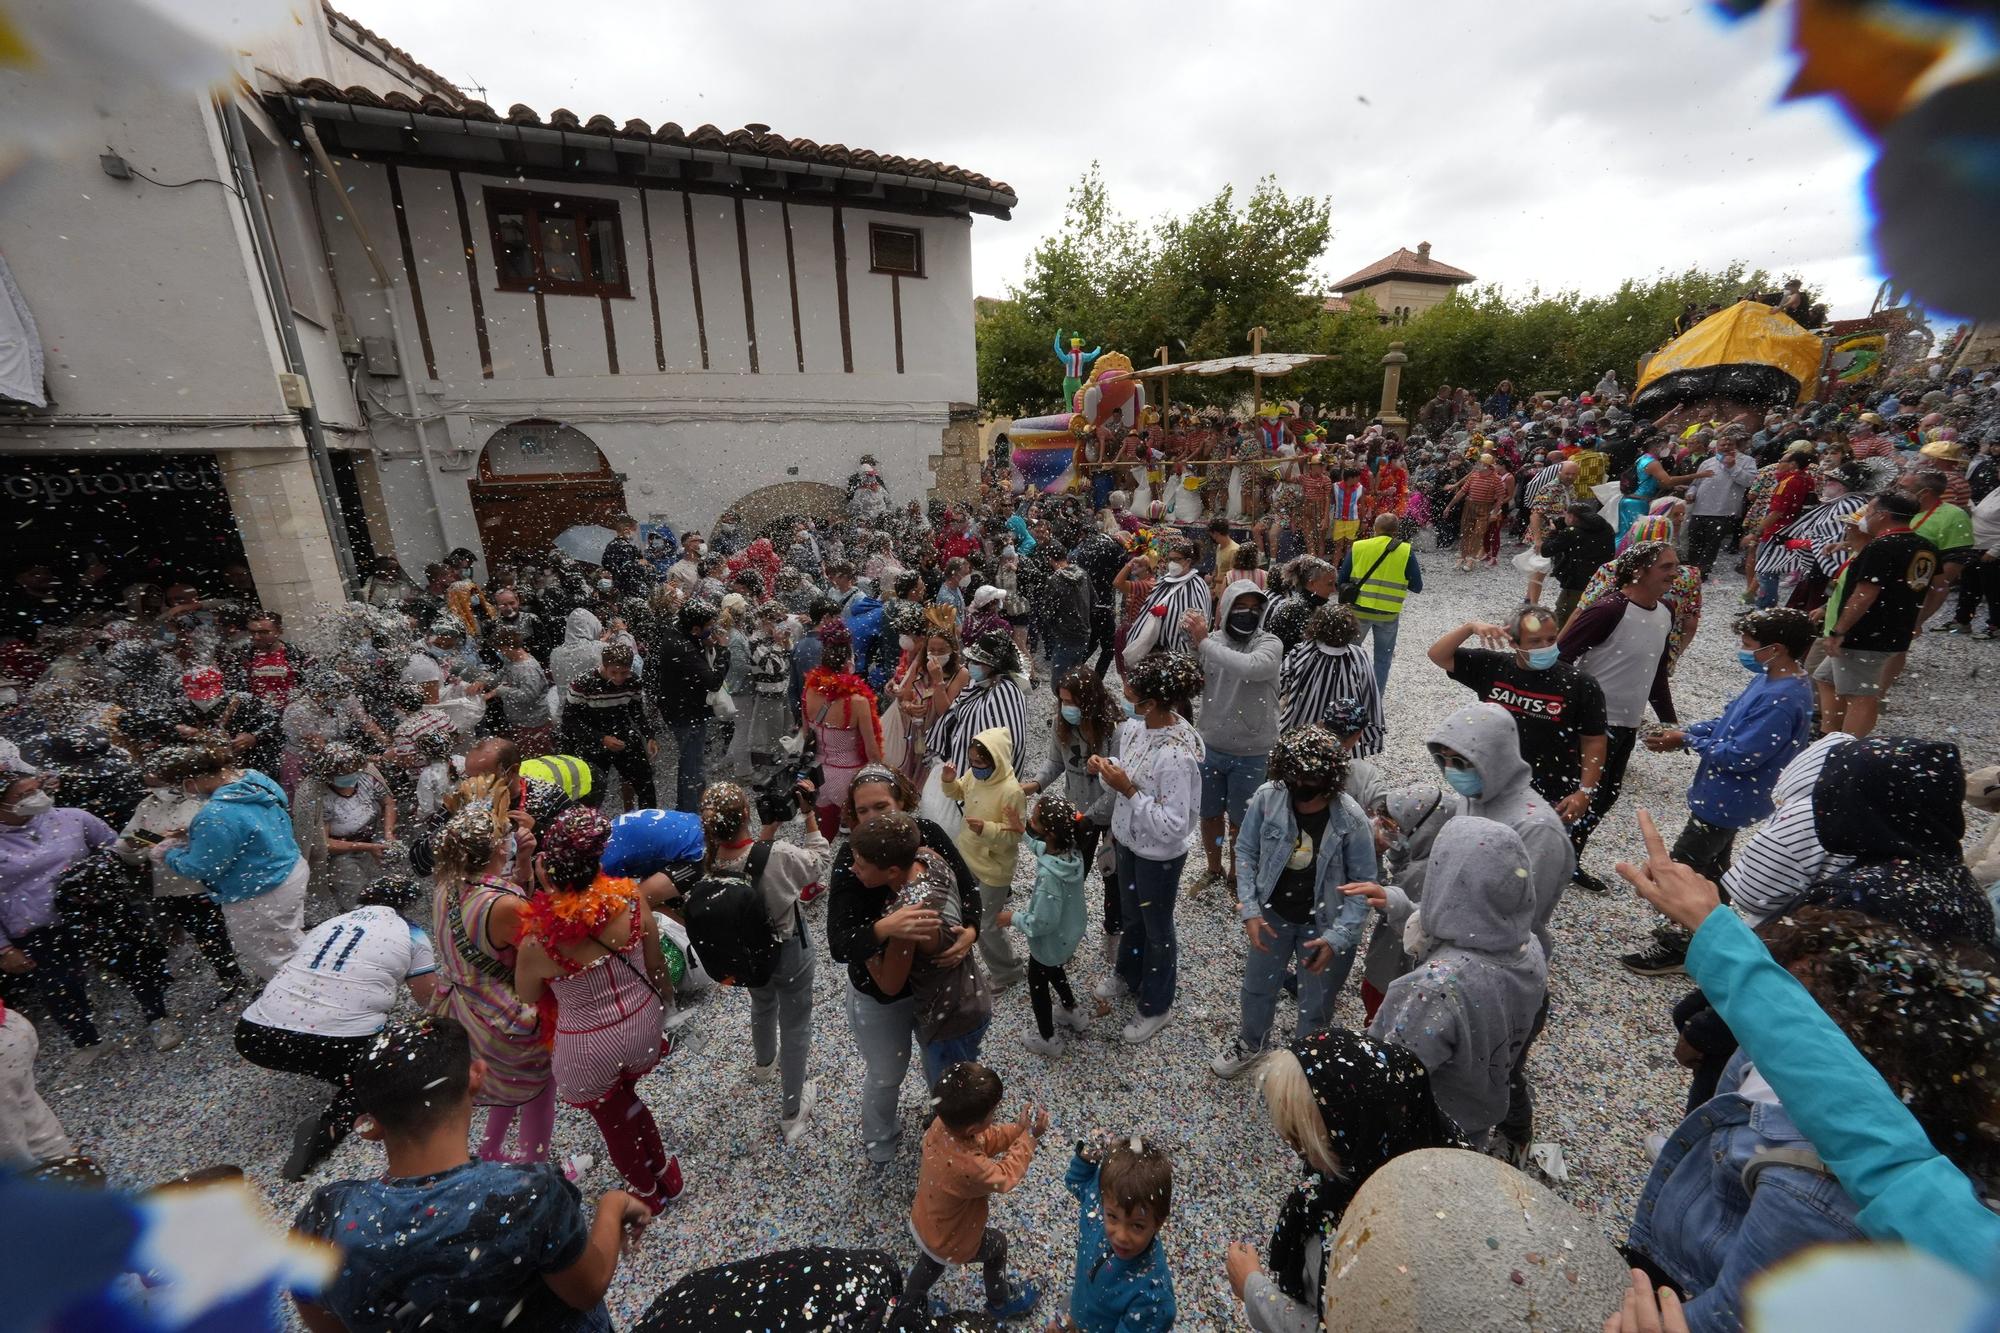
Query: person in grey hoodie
xmin=1356 ymin=816 xmax=1548 ymax=1141
xmin=1422 ymin=700 xmax=1574 ymax=1150
xmin=547 ymin=608 xmax=606 ymax=721
xmin=1357 ymin=783 xmax=1455 ymax=1024
xmin=1190 ymin=581 xmax=1284 ymax=887
xmin=1212 ymin=726 xmax=1377 ymax=1079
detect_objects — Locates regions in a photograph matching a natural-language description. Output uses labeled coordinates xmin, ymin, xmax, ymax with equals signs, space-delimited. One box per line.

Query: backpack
xmin=681 ymin=843 xmax=784 ymax=987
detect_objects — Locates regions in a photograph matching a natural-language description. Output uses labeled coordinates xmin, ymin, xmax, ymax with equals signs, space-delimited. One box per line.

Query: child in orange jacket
xmin=903 ymin=1061 xmax=1049 ymax=1321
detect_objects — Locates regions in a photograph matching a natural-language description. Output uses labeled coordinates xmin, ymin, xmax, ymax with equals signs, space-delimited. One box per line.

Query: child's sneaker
xmin=1121 ymin=1011 xmax=1170 ymax=1045
xmin=986 ymin=1277 xmax=1041 ymax=1321
xmin=1092 ymin=973 xmax=1127 ymax=1002
xmin=1210 ymin=1037 xmax=1263 ymax=1079
xmin=1057 ymin=1004 xmax=1091 ymax=1033
xmin=658 ymin=1155 xmax=685 ymax=1203
xmin=1020 ymin=1030 xmax=1064 ymax=1058
xmin=781 ymin=1078 xmax=818 ymax=1145
xmin=748 ymin=1060 xmax=777 ymax=1084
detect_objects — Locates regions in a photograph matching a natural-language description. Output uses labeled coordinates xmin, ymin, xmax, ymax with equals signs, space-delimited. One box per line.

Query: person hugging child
xmin=903 ymin=1060 xmax=1048 ymax=1321
xmin=940 ymin=726 xmax=1027 ymax=990
xmin=1064 ymin=1133 xmax=1177 ymax=1331
xmin=996 ymin=792 xmax=1091 ymax=1057
xmin=848 ymin=814 xmax=993 ymax=1083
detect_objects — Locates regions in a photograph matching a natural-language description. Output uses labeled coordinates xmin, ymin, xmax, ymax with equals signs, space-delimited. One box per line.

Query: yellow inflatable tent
xmin=1631 ymin=301 xmax=1824 ymax=416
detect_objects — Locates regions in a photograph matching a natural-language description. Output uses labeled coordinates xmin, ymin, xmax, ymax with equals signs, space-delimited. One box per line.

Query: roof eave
xmin=275 ymin=93 xmax=1018 ymax=219
xmin=1336 ymin=269 xmax=1475 ymax=292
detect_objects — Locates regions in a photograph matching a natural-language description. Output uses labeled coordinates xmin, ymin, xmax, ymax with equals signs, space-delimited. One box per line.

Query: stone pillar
xmin=929 ymin=403 xmax=982 ymax=503
xmin=218 ymin=445 xmax=350 ymax=643
xmin=1377 ymin=342 xmax=1409 ymax=438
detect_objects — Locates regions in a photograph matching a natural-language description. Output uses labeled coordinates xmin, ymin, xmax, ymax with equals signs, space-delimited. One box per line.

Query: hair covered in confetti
xmin=1611 ymin=539 xmax=1674 ymax=589
xmin=540 ymin=805 xmax=612 ymax=891
xmin=147 ymin=742 xmax=232 ymax=783
xmin=431 ymin=806 xmax=500 ymax=896
xmin=1761 ymin=907 xmax=2000 ymax=1178
xmin=1125 ymin=650 xmax=1203 ymax=709
xmin=1030 ymin=791 xmax=1083 ymax=854
xmin=1100 ymin=1135 xmax=1173 ymax=1223
xmin=1304 ymin=602 xmax=1363 ymax=647
xmin=350 ymin=1016 xmax=472 ymax=1136
xmin=698 ymin=781 xmax=750 ymax=871
xmin=932 ymin=1060 xmax=1003 ymax=1131
xmin=1266 ymin=725 xmax=1350 ymax=794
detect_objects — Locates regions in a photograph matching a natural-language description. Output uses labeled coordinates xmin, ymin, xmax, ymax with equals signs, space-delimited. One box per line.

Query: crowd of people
xmin=3 ymin=367 xmax=1999 ymax=1330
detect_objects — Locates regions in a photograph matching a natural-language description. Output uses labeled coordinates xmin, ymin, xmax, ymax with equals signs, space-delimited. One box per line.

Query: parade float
xmin=1629 ymin=299 xmax=1826 ymax=430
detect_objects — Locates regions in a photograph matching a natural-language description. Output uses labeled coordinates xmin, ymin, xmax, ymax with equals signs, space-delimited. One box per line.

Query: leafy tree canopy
xmin=976 ymin=168 xmax=1811 ymax=420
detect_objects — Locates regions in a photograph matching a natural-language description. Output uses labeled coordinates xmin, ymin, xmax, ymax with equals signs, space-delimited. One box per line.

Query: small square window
xmin=484 ymin=188 xmax=631 ymax=298
xmin=869 ymin=224 xmax=923 ymax=277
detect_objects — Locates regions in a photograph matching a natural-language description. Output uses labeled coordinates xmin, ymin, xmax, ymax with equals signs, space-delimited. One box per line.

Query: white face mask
xmin=1166 ymin=561 xmax=1187 ymax=578
xmin=899 ymin=635 xmax=917 ymax=652
xmin=957 ymin=574 xmax=972 ymax=589
xmin=3 ymin=791 xmax=53 ymax=819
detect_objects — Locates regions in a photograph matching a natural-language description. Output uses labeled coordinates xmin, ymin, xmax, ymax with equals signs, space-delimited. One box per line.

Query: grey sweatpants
xmin=749 ymin=926 xmax=816 ymax=1120
xmin=976 ymin=881 xmax=1025 ymax=989
xmin=843 ymin=982 xmax=918 ymax=1164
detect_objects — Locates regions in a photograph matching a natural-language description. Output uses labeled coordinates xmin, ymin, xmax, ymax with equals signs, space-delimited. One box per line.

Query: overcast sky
xmin=333 ymin=0 xmax=1887 ymax=317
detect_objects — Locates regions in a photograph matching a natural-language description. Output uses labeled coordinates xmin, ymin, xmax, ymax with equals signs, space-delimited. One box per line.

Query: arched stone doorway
xmin=724 ymin=480 xmax=847 ymax=542
xmin=468 ymin=420 xmax=629 ymax=560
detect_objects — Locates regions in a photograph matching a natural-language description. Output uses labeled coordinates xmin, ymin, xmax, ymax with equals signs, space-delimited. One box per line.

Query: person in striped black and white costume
xmin=1121 ymin=537 xmax=1213 ymax=674
xmin=1278 ymin=604 xmax=1385 ymax=758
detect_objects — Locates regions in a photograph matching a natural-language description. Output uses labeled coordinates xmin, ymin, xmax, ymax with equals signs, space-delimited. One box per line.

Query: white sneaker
xmin=781 ymin=1079 xmax=818 ymax=1145
xmin=1210 ymin=1038 xmax=1262 ymax=1079
xmin=1121 ymin=1011 xmax=1170 ymax=1045
xmin=1021 ymin=1031 xmax=1065 ymax=1058
xmin=748 ymin=1060 xmax=777 ymax=1085
xmin=1092 ymin=974 xmax=1128 ymax=1002
xmin=1057 ymin=1005 xmax=1091 ymax=1033
xmin=149 ymin=1019 xmax=184 ymax=1053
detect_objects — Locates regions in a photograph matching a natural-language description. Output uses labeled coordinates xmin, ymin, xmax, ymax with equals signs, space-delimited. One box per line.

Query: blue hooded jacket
xmin=164 ymin=770 xmax=302 ymax=904
xmin=602 ymin=808 xmax=705 ymax=879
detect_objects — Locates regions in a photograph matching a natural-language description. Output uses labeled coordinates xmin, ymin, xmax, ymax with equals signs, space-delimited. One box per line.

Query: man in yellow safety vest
xmin=1339 ymin=513 xmax=1422 ymax=698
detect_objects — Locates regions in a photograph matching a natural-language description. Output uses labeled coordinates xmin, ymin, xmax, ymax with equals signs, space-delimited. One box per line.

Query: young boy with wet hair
xmin=902 ymin=1059 xmax=1048 ymax=1320
xmin=289 ymin=1017 xmax=647 ymax=1333
xmin=1065 ymin=1132 xmax=1178 ymax=1330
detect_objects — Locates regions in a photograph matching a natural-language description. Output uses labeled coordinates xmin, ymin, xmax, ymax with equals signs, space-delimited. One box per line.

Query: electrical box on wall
xmin=277 ymin=372 xmax=313 ymax=410
xmin=360 ymin=336 xmax=401 ymax=376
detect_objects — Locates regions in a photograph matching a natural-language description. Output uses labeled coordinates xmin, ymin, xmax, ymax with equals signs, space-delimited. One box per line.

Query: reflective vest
xmin=521 ymin=754 xmax=594 ymax=800
xmin=1347 ymin=535 xmax=1412 ymax=622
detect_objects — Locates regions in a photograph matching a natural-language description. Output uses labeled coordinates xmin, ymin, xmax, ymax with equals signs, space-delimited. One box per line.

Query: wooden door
xmin=469 ymin=478 xmax=628 ymax=560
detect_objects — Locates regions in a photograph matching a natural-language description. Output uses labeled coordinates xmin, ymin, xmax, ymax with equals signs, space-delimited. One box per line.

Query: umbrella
xmin=552 ymin=524 xmax=616 ymax=564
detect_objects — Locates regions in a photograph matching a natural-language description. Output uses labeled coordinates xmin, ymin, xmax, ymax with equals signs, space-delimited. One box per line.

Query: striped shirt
xmin=1724 ymin=733 xmax=1855 ymax=926
xmin=1129 ymin=572 xmax=1212 ymax=660
xmin=1525 ymin=463 xmax=1567 ymax=511
xmin=926 ymin=677 xmax=1028 ymax=774
xmin=1278 ymin=642 xmax=1384 ymax=757
xmin=1754 ymin=495 xmax=1869 ymax=580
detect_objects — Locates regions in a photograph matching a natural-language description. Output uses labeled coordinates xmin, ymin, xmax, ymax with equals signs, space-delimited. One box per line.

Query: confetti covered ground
xmin=33 ymin=551 xmax=1997 ymax=1329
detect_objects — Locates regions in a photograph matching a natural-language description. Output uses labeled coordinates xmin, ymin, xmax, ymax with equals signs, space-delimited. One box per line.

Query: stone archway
xmin=724 ymin=480 xmax=846 ymax=542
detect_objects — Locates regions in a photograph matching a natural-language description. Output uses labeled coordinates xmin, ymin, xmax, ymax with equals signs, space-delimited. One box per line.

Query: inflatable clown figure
xmin=1053 ymin=330 xmax=1102 ymax=407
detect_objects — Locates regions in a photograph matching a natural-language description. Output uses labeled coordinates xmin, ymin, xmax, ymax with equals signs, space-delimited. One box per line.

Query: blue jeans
xmin=1237 ymin=914 xmax=1355 ymax=1050
xmin=1115 ymin=847 xmax=1185 ymax=1017
xmin=1047 ymin=640 xmax=1088 ymax=682
xmin=1200 ymin=747 xmax=1269 ymax=828
xmin=668 ymin=720 xmax=706 ymax=811
xmin=920 ymin=1019 xmax=990 ymax=1086
xmin=1359 ymin=617 xmax=1399 ymax=699
xmin=1092 ymin=470 xmax=1115 ymax=510
xmin=1754 ymin=572 xmax=1782 ymax=609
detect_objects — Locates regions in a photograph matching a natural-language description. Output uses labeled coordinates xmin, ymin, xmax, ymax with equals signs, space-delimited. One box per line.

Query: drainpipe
xmin=217 ymin=97 xmax=360 ymax=587
xmin=298 ymin=113 xmax=453 ymax=556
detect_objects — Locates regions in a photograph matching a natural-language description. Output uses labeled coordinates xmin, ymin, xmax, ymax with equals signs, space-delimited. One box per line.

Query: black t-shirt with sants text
xmin=1839 ymin=529 xmax=1938 ymax=653
xmin=1449 ymin=648 xmax=1608 ymax=803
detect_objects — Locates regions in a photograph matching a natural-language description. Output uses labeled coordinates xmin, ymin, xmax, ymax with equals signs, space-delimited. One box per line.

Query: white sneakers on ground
xmin=1092 ymin=974 xmax=1128 ymax=1002
xmin=1210 ymin=1038 xmax=1262 ymax=1079
xmin=1021 ymin=1031 xmax=1065 ymax=1058
xmin=1121 ymin=1012 xmax=1170 ymax=1045
xmin=1057 ymin=1005 xmax=1090 ymax=1034
xmin=748 ymin=1060 xmax=777 ymax=1085
xmin=781 ymin=1078 xmax=818 ymax=1145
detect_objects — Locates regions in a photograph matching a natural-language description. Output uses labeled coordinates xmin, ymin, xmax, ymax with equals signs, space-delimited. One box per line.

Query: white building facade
xmin=0 ymin=7 xmax=1009 ymax=628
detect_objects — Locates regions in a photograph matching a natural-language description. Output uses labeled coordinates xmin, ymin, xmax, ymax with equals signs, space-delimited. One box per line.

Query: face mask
xmin=1523 ymin=645 xmax=1561 ymax=670
xmin=1226 ymin=608 xmax=1261 ymax=638
xmin=970 ymin=764 xmax=995 ymax=781
xmin=1738 ymin=648 xmax=1769 ymax=674
xmin=1165 ymin=561 xmax=1187 ymax=578
xmin=1441 ymin=766 xmax=1484 ymax=798
xmin=1120 ymin=697 xmax=1139 ymax=718
xmin=1291 ymin=781 xmax=1331 ymax=802
xmin=926 ymin=651 xmax=948 ymax=667
xmin=332 ymin=773 xmax=366 ymax=790
xmin=957 ymin=574 xmax=972 ymax=589
xmin=1060 ymin=704 xmax=1084 ymax=725
xmin=968 ymin=663 xmax=988 ymax=683
xmin=4 ymin=791 xmax=53 ymax=819
xmin=899 ymin=635 xmax=916 ymax=652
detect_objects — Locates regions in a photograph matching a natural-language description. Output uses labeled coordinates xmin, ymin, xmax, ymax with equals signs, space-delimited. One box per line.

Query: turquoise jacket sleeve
xmin=1684 ymin=905 xmax=2000 ymax=1279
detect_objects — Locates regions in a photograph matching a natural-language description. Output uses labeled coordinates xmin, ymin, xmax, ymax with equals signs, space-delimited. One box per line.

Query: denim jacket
xmin=1233 ymin=781 xmax=1377 ymax=954
xmin=1629 ymin=1050 xmax=1867 ymax=1333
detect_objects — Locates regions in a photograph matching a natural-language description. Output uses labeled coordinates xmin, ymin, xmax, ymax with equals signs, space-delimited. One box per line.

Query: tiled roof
xmin=323 ymin=5 xmax=463 ymax=103
xmin=1321 ymin=295 xmax=1352 ymax=314
xmin=1332 ymin=245 xmax=1476 ymax=291
xmin=277 ymin=78 xmax=1016 ymax=211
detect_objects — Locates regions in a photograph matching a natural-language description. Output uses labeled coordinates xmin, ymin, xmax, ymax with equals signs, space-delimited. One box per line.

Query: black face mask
xmin=1291 ymin=781 xmax=1331 ymax=802
xmin=1226 ymin=608 xmax=1262 ymax=639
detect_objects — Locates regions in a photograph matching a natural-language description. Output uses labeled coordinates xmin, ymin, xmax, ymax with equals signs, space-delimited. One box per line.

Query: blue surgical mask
xmin=1441 ymin=766 xmax=1484 ymax=798
xmin=332 ymin=772 xmax=365 ymax=788
xmin=1060 ymin=704 xmax=1084 ymax=725
xmin=970 ymin=764 xmax=995 ymax=781
xmin=1738 ymin=648 xmax=1769 ymax=674
xmin=968 ymin=663 xmax=988 ymax=683
xmin=1524 ymin=645 xmax=1561 ymax=670
xmin=1120 ymin=697 xmax=1138 ymax=718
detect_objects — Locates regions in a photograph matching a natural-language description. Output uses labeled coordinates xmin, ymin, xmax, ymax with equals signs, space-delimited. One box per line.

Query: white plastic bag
xmin=916 ymin=764 xmax=964 ymax=841
xmin=708 ymin=687 xmax=737 ymax=720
